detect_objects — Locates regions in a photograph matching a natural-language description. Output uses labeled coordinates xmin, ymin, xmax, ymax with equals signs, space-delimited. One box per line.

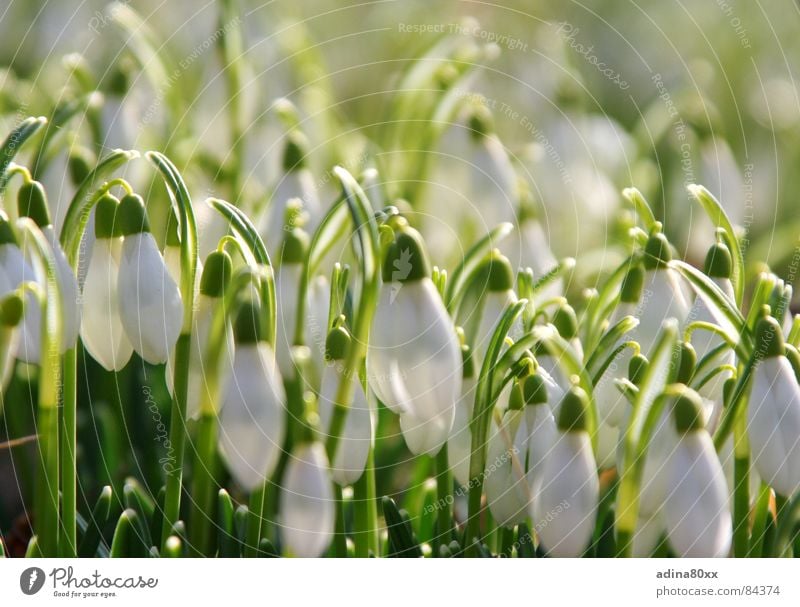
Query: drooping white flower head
xmin=747 ymin=314 xmax=800 ymax=496
xmin=367 ymin=221 xmax=461 ymax=456
xmin=663 ymin=386 xmax=732 ymax=557
xmin=219 ymin=300 xmax=286 ymax=491
xmin=274 ymin=225 xmax=310 ymax=378
xmin=521 ymin=373 xmax=557 ymax=505
xmin=116 ymin=194 xmax=183 ymax=364
xmin=80 ymin=193 xmax=133 ymax=371
xmin=536 ymin=302 xmax=583 ymax=396
xmin=166 ymin=250 xmax=234 ymax=419
xmin=534 ymin=385 xmax=599 ymax=557
xmin=260 ymin=132 xmax=321 ymax=263
xmin=14 ymin=181 xmax=82 ymax=357
xmin=318 ymin=324 xmax=373 ymax=486
xmin=280 ymin=442 xmax=335 ymax=558
xmin=635 ymin=226 xmax=691 ymax=356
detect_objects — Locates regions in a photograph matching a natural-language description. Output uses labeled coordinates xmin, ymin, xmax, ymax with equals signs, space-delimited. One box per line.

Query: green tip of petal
xmin=17 ymin=181 xmax=51 ymax=227
xmin=200 ymin=250 xmax=233 ymax=298
xmin=382 ymin=224 xmax=431 ymax=282
xmin=94 ymin=193 xmax=121 ymax=239
xmin=282 ymin=131 xmax=309 ymax=172
xmin=703 ymin=240 xmax=733 ymax=279
xmin=620 ymin=261 xmax=645 ymax=303
xmin=557 ymin=385 xmax=589 ymax=432
xmin=754 ymin=314 xmax=785 ymax=358
xmin=629 ymin=353 xmax=648 ymax=386
xmin=522 ymin=372 xmax=548 ymax=406
xmin=118 ymin=193 xmax=150 ymax=235
xmin=233 ymin=299 xmax=266 ymax=344
xmin=281 ymin=226 xmax=310 ymax=265
xmin=670 ymin=384 xmax=705 ymax=433
xmin=325 ymin=324 xmax=351 ymax=361
xmin=643 ymin=226 xmax=672 ymax=270
xmin=552 ymin=303 xmax=578 ymax=339
xmin=0 ymin=292 xmax=24 ymax=326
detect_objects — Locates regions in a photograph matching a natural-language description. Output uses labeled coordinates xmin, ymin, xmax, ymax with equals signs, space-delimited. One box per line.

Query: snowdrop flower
xmin=485 ymin=384 xmax=531 ymax=528
xmin=632 ymin=512 xmax=665 ymax=557
xmin=469 ymin=250 xmax=519 ymax=367
xmin=219 ymin=300 xmax=286 ymax=491
xmin=689 ymin=239 xmax=736 ymax=431
xmin=275 ymin=225 xmax=310 ymax=378
xmin=663 ymin=385 xmax=732 ymax=557
xmin=594 ymin=262 xmax=644 ymax=427
xmin=116 ymin=193 xmax=183 ymax=364
xmin=166 ymin=250 xmax=233 ymax=419
xmin=536 ymin=302 xmax=583 ymax=395
xmin=448 ymin=344 xmax=476 ymax=487
xmin=318 ymin=323 xmax=373 ymax=486
xmin=17 ymin=180 xmax=82 ymax=355
xmin=636 ymin=225 xmax=691 ymax=356
xmin=534 ymin=385 xmax=599 ymax=557
xmin=280 ymin=441 xmax=335 ymax=557
xmin=80 ymin=193 xmax=133 ymax=371
xmin=367 ymin=220 xmax=461 ymax=456
xmin=0 ymin=212 xmax=39 ymax=364
xmin=261 ymin=132 xmax=321 ymax=262
xmin=520 ymin=372 xmax=557 ymax=511
xmin=0 ymin=289 xmax=23 ymax=389
xmin=747 ymin=314 xmax=800 ymax=496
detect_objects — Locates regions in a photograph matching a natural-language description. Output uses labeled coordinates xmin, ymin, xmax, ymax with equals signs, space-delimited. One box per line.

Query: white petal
xmin=485 ymin=410 xmax=531 ymax=527
xmin=117 ymin=233 xmax=183 ymax=364
xmin=633 ymin=512 xmax=664 ymax=557
xmin=219 ymin=343 xmax=286 ymax=491
xmin=448 ymin=377 xmax=477 ymax=487
xmin=635 ymin=269 xmax=691 ymax=356
xmin=664 ymin=432 xmax=732 ymax=557
xmin=80 ymin=239 xmax=133 ymax=371
xmin=0 ymin=244 xmax=41 ymax=363
xmin=534 ymin=432 xmax=598 ymax=557
xmin=275 ymin=264 xmax=301 ymax=378
xmin=280 ymin=442 xmax=334 ymax=557
xmin=525 ymin=404 xmax=557 ymax=502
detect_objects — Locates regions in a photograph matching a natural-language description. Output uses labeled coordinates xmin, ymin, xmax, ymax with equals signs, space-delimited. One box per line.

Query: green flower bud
xmin=325 ymin=323 xmax=351 ymax=361
xmin=508 ymin=381 xmax=524 ymax=411
xmin=382 ymin=225 xmax=431 ymax=283
xmin=68 ymin=147 xmax=95 ymax=186
xmin=281 ymin=227 xmax=310 ymax=265
xmin=785 ymin=344 xmax=800 ymax=384
xmin=552 ymin=303 xmax=578 ymax=340
xmin=118 ymin=194 xmax=150 ymax=235
xmin=475 ymin=249 xmax=514 ymax=292
xmin=0 ymin=212 xmax=18 ymax=246
xmin=643 ymin=223 xmax=672 ymax=270
xmin=557 ymin=385 xmax=590 ymax=433
xmin=670 ymin=384 xmax=705 ymax=433
xmin=1 ymin=292 xmax=24 ymax=326
xmin=676 ymin=342 xmax=697 ymax=384
xmin=200 ymin=250 xmax=233 ymax=298
xmin=629 ymin=353 xmax=649 ymax=386
xmin=620 ymin=261 xmax=645 ymax=304
xmin=282 ymin=131 xmax=309 ymax=172
xmin=703 ymin=238 xmax=732 ymax=279
xmin=522 ymin=372 xmax=548 ymax=406
xmin=754 ymin=313 xmax=785 ymax=359
xmin=467 ymin=105 xmax=494 ymax=141
xmin=94 ymin=193 xmax=121 ymax=239
xmin=17 ymin=180 xmax=51 ymax=227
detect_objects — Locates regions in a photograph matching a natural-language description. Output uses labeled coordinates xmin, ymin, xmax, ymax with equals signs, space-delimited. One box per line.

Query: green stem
xmin=160 ymin=332 xmax=191 ymax=547
xmin=245 ymin=484 xmax=267 ymax=557
xmin=332 ymin=484 xmax=348 ymax=557
xmin=59 ymin=346 xmax=77 ymax=556
xmin=434 ymin=445 xmax=452 ymax=552
xmin=188 ymin=411 xmax=219 ymax=556
xmin=500 ymin=526 xmax=515 ymax=557
xmin=748 ymin=484 xmax=772 ymax=557
xmin=732 ymin=412 xmax=751 ymax=557
xmin=352 ymin=448 xmax=378 ymax=557
xmin=35 ymin=405 xmax=59 ymax=556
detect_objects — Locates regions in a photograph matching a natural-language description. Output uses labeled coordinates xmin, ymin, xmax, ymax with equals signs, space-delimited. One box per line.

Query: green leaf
xmin=687 ymin=184 xmax=746 ymax=306
xmin=78 ymin=486 xmax=113 ymax=557
xmin=0 ymin=116 xmax=47 ymax=193
xmin=622 ymin=187 xmax=657 ymax=231
xmin=586 ymin=315 xmax=639 ymax=377
xmin=110 ymin=509 xmax=147 ymax=558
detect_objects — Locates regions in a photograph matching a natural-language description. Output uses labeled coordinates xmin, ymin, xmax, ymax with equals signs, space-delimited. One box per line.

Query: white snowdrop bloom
xmin=747 ymin=315 xmax=800 ymax=496
xmin=116 ymin=194 xmax=183 ymax=364
xmin=485 ymin=386 xmax=531 ymax=528
xmin=219 ymin=301 xmax=286 ymax=491
xmin=534 ymin=386 xmax=599 ymax=557
xmin=594 ymin=263 xmax=644 ymax=427
xmin=520 ymin=373 xmax=557 ymax=518
xmin=367 ymin=223 xmax=461 ymax=455
xmin=166 ymin=250 xmax=233 ymax=419
xmin=0 ymin=286 xmax=23 ymax=389
xmin=635 ymin=227 xmax=691 ymax=357
xmin=632 ymin=512 xmax=664 ymax=557
xmin=260 ymin=132 xmax=321 ymax=262
xmin=467 ymin=251 xmax=519 ymax=368
xmin=448 ymin=348 xmax=477 ymax=488
xmin=0 ymin=212 xmax=41 ymax=364
xmin=304 ymin=274 xmax=331 ymax=389
xmin=318 ymin=325 xmax=373 ymax=486
xmin=80 ymin=193 xmax=133 ymax=371
xmin=280 ymin=442 xmax=335 ymax=558
xmin=663 ymin=386 xmax=732 ymax=558
xmin=638 ymin=406 xmax=677 ymax=518
xmin=274 ymin=227 xmax=309 ymax=377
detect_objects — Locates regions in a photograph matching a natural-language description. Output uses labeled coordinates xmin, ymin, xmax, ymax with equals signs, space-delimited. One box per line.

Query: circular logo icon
xmin=20 ymin=567 xmax=46 ymax=595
